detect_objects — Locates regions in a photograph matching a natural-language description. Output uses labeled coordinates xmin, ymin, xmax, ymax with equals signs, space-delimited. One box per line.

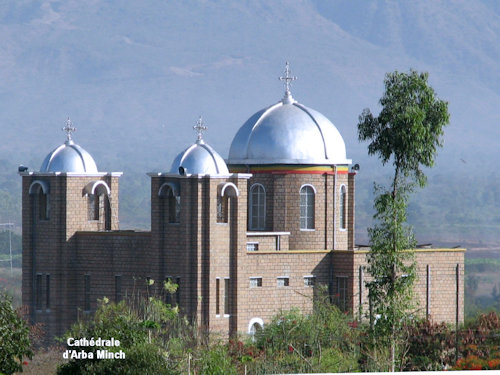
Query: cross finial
xmin=279 ymin=61 xmax=297 ymax=96
xmin=193 ymin=116 xmax=207 ymax=142
xmin=62 ymin=117 xmax=76 ymax=142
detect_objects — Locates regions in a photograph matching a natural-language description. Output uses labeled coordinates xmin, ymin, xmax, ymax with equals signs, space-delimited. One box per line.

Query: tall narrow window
xmin=38 ymin=191 xmax=48 ymax=220
xmin=168 ymin=191 xmax=181 ymax=223
xmin=217 ymin=183 xmax=239 ymax=224
xmin=29 ymin=181 xmax=49 ymax=221
xmin=224 ymin=278 xmax=230 ymax=316
xmin=84 ymin=275 xmax=91 ymax=311
xmin=336 ymin=277 xmax=348 ymax=311
xmin=217 ymin=196 xmax=228 ymax=223
xmin=35 ymin=274 xmax=42 ymax=310
xmin=340 ymin=185 xmax=347 ymax=230
xmin=300 ymin=185 xmax=315 ymax=229
xmin=88 ymin=194 xmax=98 ymax=220
xmin=249 ymin=184 xmax=266 ymax=230
xmin=216 ymin=278 xmax=220 ymax=315
xmin=159 ymin=183 xmax=181 ymax=224
xmin=46 ymin=274 xmax=50 ymax=309
xmin=87 ymin=184 xmax=111 ymax=230
xmin=115 ymin=275 xmax=122 ymax=302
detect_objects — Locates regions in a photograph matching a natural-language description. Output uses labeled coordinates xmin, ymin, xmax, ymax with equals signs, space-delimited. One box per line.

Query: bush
xmin=196 ymin=345 xmax=237 ymax=375
xmin=250 ymin=292 xmax=360 ymax=373
xmin=0 ymin=292 xmax=32 ymax=375
xmin=404 ymin=319 xmax=455 ymax=370
xmin=57 ymin=297 xmax=180 ymax=375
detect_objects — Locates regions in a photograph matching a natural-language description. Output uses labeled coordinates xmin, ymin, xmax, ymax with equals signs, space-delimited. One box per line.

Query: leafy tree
xmin=358 ymin=69 xmax=450 ymax=371
xmin=0 ymin=292 xmax=32 ymax=375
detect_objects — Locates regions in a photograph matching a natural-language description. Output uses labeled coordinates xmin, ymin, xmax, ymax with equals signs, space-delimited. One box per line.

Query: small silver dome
xmin=169 ymin=117 xmax=229 ymax=175
xmin=228 ymin=63 xmax=350 ymax=166
xmin=40 ymin=118 xmax=98 ymax=173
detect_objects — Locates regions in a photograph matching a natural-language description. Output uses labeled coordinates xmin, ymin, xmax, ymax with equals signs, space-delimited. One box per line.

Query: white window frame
xmin=299 ymin=184 xmax=316 ymax=230
xmin=303 ymin=275 xmax=316 ymax=287
xmin=246 ymin=242 xmax=259 ymax=252
xmin=249 ymin=277 xmax=263 ymax=288
xmin=277 ymin=276 xmax=290 ymax=287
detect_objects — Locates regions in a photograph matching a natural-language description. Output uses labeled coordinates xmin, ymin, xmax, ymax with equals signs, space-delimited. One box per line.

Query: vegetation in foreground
xmin=1 ymin=280 xmax=500 ymax=374
xmin=0 ymin=292 xmax=32 ymax=375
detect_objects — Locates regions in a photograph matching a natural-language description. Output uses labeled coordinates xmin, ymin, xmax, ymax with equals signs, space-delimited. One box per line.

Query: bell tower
xmin=20 ymin=118 xmax=121 ymax=338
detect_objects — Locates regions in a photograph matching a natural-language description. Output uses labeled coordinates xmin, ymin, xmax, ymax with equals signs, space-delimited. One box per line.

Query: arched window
xmin=85 ymin=181 xmax=112 ymax=230
xmin=249 ymin=184 xmax=266 ymax=230
xmin=29 ymin=180 xmax=49 ymax=220
xmin=159 ymin=183 xmax=180 ymax=224
xmin=248 ymin=318 xmax=264 ymax=341
xmin=300 ymin=185 xmax=315 ymax=230
xmin=340 ymin=185 xmax=347 ymax=230
xmin=217 ymin=183 xmax=239 ymax=224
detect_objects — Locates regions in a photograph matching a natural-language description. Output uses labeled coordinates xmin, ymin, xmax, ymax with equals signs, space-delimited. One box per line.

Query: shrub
xmin=0 ymin=292 xmax=32 ymax=375
xmin=196 ymin=345 xmax=237 ymax=375
xmin=251 ymin=292 xmax=360 ymax=373
xmin=57 ymin=297 xmax=180 ymax=375
xmin=404 ymin=319 xmax=455 ymax=370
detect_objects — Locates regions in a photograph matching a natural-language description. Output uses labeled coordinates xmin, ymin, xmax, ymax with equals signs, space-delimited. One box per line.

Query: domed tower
xmin=150 ymin=117 xmax=249 ymax=336
xmin=20 ymin=118 xmax=121 ymax=337
xmin=228 ymin=63 xmax=355 ymax=251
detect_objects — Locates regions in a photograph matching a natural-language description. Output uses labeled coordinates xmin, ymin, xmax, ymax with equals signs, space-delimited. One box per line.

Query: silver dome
xmin=170 ymin=117 xmax=229 ymax=176
xmin=40 ymin=118 xmax=98 ymax=173
xmin=228 ymin=94 xmax=351 ymax=166
xmin=40 ymin=140 xmax=99 ymax=173
xmin=170 ymin=139 xmax=229 ymax=175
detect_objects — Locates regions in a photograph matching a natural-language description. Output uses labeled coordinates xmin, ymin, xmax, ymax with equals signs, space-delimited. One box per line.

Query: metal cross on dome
xmin=62 ymin=117 xmax=76 ymax=141
xmin=279 ymin=61 xmax=297 ymax=95
xmin=193 ymin=116 xmax=207 ymax=141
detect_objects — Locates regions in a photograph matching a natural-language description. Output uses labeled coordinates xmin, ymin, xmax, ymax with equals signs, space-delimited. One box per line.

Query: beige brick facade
xmin=21 ymin=167 xmax=465 ymax=341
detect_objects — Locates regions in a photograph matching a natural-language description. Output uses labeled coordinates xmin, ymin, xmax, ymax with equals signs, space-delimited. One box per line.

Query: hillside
xmin=0 ymin=0 xmax=499 ymax=246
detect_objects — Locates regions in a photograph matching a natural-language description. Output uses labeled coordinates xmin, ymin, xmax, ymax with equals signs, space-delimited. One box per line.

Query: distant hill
xmin=0 ymin=0 xmax=499 ymax=245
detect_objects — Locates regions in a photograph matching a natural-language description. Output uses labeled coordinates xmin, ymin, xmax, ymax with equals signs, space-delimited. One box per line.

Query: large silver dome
xmin=40 ymin=119 xmax=98 ymax=173
xmin=228 ymin=63 xmax=350 ymax=166
xmin=170 ymin=117 xmax=229 ymax=175
xmin=228 ymin=95 xmax=350 ymax=165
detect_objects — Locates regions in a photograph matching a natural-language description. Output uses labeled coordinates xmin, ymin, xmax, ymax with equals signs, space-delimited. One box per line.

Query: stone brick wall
xmin=22 ymin=173 xmax=121 ymax=338
xmin=334 ymin=249 xmax=465 ymax=324
xmin=237 ymin=251 xmax=331 ymax=334
xmin=22 ymin=169 xmax=463 ymax=342
xmin=74 ymin=230 xmax=152 ymax=310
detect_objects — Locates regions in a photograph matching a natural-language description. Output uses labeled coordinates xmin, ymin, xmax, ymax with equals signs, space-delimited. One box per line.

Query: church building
xmin=20 ymin=64 xmax=465 ymax=340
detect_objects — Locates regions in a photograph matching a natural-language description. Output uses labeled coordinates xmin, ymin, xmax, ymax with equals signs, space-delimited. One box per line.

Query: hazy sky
xmin=1 ymin=0 xmax=499 ymax=174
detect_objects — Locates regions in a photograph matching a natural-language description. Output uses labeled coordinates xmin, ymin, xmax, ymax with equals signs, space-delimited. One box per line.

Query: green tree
xmin=358 ymin=70 xmax=450 ymax=371
xmin=0 ymin=292 xmax=32 ymax=375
